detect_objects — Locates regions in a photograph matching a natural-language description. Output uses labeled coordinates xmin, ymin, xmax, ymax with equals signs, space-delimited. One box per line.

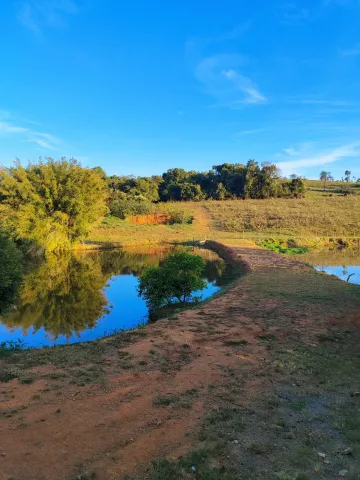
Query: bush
xmin=165 ymin=207 xmax=192 ymax=225
xmin=109 ymin=198 xmax=154 ymax=219
xmin=138 ymin=251 xmax=206 ymax=311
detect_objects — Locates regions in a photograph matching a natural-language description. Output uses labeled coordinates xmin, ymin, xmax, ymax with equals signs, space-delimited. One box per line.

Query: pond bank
xmin=1 ymin=242 xmax=360 ymax=480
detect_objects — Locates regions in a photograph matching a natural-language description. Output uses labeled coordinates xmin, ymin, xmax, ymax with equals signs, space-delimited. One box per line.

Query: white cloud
xmin=195 ymin=54 xmax=267 ymax=108
xmin=18 ymin=0 xmax=79 ymax=34
xmin=340 ymin=43 xmax=360 ymax=56
xmin=0 ymin=122 xmax=28 ymax=134
xmin=0 ymin=116 xmax=60 ymax=150
xmin=276 ymin=144 xmax=360 ymax=175
xmin=282 ymin=147 xmax=299 ymax=156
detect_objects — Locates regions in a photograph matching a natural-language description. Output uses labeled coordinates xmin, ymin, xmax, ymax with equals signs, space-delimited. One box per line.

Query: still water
xmin=299 ymin=250 xmax=360 ymax=286
xmin=0 ymin=247 xmax=226 ymax=348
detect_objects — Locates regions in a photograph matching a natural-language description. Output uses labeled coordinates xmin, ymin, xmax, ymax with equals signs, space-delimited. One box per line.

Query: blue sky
xmin=1 ymin=0 xmax=360 ymax=179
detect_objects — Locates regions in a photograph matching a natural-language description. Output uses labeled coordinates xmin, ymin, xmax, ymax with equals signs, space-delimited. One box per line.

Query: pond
xmin=0 ymin=246 xmax=227 ymax=348
xmin=299 ymin=249 xmax=360 ymax=286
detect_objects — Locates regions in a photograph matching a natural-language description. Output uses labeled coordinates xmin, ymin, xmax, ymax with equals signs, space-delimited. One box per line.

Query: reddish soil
xmin=0 ymin=244 xmax=358 ymax=480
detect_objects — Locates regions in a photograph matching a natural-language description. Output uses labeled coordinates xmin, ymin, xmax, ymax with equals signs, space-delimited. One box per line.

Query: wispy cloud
xmin=195 ymin=54 xmax=267 ymax=108
xmin=17 ymin=0 xmax=80 ymax=35
xmin=282 ymin=147 xmax=300 ymax=156
xmin=214 ymin=21 xmax=253 ymax=43
xmin=276 ymin=143 xmax=360 ymax=175
xmin=340 ymin=43 xmax=360 ymax=56
xmin=0 ymin=113 xmax=60 ymax=150
xmin=186 ymin=22 xmax=266 ymax=108
xmin=289 ymin=96 xmax=353 ymax=106
xmin=280 ymin=4 xmax=311 ymax=26
xmin=237 ymin=128 xmax=266 ymax=136
xmin=323 ymin=0 xmax=358 ymax=6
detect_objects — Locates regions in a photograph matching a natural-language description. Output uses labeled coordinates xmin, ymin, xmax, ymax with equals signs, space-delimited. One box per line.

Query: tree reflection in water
xmin=1 ymin=247 xmax=226 ymax=343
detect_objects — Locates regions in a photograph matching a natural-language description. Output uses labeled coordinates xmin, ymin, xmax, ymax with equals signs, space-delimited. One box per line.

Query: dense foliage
xmin=0 ymin=158 xmax=108 ymax=251
xmin=107 ymin=161 xmax=306 ymax=214
xmin=0 ymin=157 xmax=309 ymax=250
xmin=138 ymin=251 xmax=207 ymax=311
xmin=0 ymin=234 xmax=23 ymax=314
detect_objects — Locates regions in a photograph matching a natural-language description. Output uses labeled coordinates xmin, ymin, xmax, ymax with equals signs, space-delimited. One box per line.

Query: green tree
xmin=2 ymin=253 xmax=109 ymax=340
xmin=0 ymin=158 xmax=108 ymax=252
xmin=244 ymin=160 xmax=261 ymax=198
xmin=345 ymin=170 xmax=351 ymax=182
xmin=320 ymin=171 xmax=331 ymax=191
xmin=180 ymin=183 xmax=204 ymax=201
xmin=0 ymin=233 xmax=23 ymax=314
xmin=138 ymin=251 xmax=206 ymax=311
xmin=289 ymin=177 xmax=306 ymax=196
xmin=258 ymin=162 xmax=281 ymax=198
xmin=214 ymin=182 xmax=228 ymax=200
xmin=109 ymin=197 xmax=154 ymax=218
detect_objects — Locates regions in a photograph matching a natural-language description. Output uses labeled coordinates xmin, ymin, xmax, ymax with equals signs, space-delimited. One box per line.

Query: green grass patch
xmin=258 ymin=239 xmax=309 ymax=255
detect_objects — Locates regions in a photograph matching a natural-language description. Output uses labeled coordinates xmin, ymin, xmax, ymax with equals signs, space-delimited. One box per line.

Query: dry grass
xmin=205 ymin=196 xmax=360 ymax=239
xmin=85 ymin=182 xmax=360 ymax=248
xmin=306 ymin=179 xmax=360 ymax=197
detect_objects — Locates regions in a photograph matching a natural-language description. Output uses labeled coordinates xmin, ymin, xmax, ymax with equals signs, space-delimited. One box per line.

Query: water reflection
xmin=299 ymin=249 xmax=360 ymax=286
xmin=0 ymin=247 xmax=226 ymax=347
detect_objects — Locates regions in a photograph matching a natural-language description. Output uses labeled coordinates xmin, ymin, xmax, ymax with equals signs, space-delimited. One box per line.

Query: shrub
xmin=138 ymin=251 xmax=206 ymax=311
xmin=109 ymin=198 xmax=154 ymax=219
xmin=165 ymin=207 xmax=192 ymax=225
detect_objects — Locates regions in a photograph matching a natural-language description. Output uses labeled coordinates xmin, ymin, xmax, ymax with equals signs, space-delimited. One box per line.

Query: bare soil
xmin=1 ymin=244 xmax=360 ymax=480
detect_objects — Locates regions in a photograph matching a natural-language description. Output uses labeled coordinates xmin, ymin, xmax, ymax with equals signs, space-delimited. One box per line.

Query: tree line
xmin=107 ymin=160 xmax=305 ymax=218
xmin=0 ymin=158 xmax=305 ymax=255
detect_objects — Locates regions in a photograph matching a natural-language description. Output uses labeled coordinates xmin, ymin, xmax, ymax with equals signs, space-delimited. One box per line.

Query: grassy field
xmin=205 ymin=196 xmax=360 ymax=240
xmin=306 ymin=179 xmax=360 ymax=197
xmin=87 ymin=184 xmax=360 ymax=247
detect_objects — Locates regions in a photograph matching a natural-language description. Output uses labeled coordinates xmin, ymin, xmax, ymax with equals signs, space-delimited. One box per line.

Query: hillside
xmin=88 ymin=191 xmax=360 ymax=247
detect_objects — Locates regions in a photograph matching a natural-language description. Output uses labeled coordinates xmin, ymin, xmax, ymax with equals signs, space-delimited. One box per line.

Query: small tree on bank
xmin=138 ymin=251 xmax=207 ymax=312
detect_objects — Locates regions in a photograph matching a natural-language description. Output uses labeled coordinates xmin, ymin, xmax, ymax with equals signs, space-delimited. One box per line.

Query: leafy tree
xmin=180 ymin=183 xmax=204 ymax=201
xmin=138 ymin=251 xmax=206 ymax=311
xmin=0 ymin=233 xmax=23 ymax=314
xmin=2 ymin=253 xmax=109 ymax=340
xmin=214 ymin=182 xmax=228 ymax=200
xmin=258 ymin=163 xmax=281 ymax=198
xmin=320 ymin=171 xmax=331 ymax=191
xmin=107 ymin=175 xmax=160 ymax=202
xmin=244 ymin=160 xmax=261 ymax=198
xmin=345 ymin=170 xmax=352 ymax=182
xmin=92 ymin=166 xmax=107 ymax=180
xmin=0 ymin=158 xmax=108 ymax=252
xmin=110 ymin=198 xmax=154 ymax=218
xmin=289 ymin=177 xmax=306 ymax=196
xmin=159 ymin=168 xmax=192 ymax=201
